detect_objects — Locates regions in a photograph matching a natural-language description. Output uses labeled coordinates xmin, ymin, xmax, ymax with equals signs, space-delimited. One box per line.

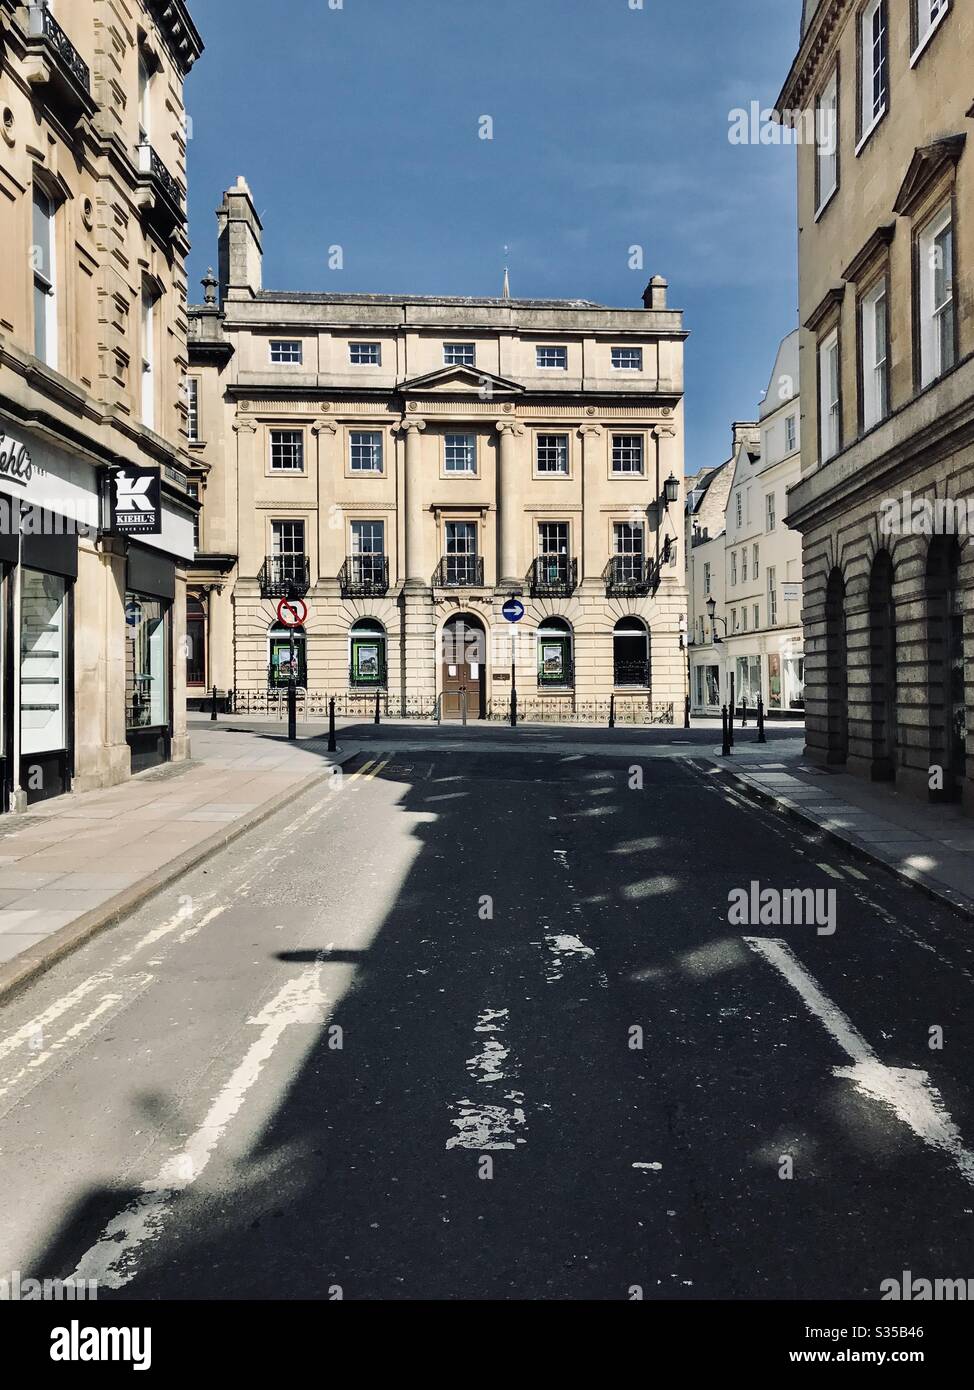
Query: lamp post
xmin=706 ymin=595 xmax=732 ymax=743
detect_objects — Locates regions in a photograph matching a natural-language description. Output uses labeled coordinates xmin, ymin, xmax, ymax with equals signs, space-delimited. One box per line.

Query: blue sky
xmin=185 ymin=0 xmax=801 ymax=474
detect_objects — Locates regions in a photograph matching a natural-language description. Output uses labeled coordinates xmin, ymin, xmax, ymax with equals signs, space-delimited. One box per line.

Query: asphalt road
xmin=1 ymin=738 xmax=973 ymax=1301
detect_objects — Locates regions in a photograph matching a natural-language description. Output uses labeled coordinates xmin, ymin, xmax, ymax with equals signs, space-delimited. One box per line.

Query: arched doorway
xmin=441 ymin=614 xmax=486 ymax=719
xmin=868 ymin=551 xmax=896 ymax=780
xmin=825 ymin=568 xmax=848 ymax=764
xmin=349 ymin=619 xmax=387 ymax=688
xmin=926 ymin=536 xmax=965 ymax=801
xmin=613 ymin=618 xmax=650 ymax=688
xmin=186 ymin=594 xmax=206 ymax=690
xmin=537 ymin=617 xmax=573 ymax=689
xmin=268 ymin=623 xmax=306 ymax=689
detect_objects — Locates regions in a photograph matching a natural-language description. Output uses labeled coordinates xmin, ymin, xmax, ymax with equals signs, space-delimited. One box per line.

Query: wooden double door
xmin=441 ymin=616 xmax=486 ymax=720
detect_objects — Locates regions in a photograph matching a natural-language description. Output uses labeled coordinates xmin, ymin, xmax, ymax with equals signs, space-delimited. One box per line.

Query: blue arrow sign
xmin=502 ymin=598 xmax=525 ymax=623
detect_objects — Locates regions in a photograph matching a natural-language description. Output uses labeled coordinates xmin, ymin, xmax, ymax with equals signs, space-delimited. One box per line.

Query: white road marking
xmin=71 ymin=962 xmax=331 ymax=1290
xmin=745 ymin=936 xmax=974 ymax=1188
xmin=633 ymin=1162 xmax=663 ymax=1171
xmin=817 ymin=862 xmax=842 ymax=880
xmin=447 ymin=1009 xmax=526 ymax=1150
xmin=0 ymin=972 xmax=115 ymax=1066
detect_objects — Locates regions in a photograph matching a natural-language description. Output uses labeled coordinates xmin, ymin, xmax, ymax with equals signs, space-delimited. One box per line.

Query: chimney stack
xmin=217 ymin=176 xmax=263 ymax=302
xmin=642 ymin=275 xmax=668 ymax=310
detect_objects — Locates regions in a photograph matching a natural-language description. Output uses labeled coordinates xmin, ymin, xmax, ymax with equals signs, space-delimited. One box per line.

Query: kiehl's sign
xmin=0 ymin=430 xmax=34 ymax=486
xmin=111 ymin=465 xmax=162 ymax=535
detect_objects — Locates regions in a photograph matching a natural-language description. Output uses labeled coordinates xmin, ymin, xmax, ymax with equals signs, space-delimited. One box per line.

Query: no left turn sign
xmin=277 ymin=598 xmax=308 ymax=627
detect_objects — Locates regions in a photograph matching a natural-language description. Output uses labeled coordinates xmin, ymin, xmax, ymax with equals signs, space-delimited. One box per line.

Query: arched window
xmin=350 ymin=618 xmax=387 ymax=687
xmin=537 ymin=617 xmax=573 ymax=688
xmin=868 ymin=551 xmax=896 ymax=780
xmin=186 ymin=593 xmax=206 ymax=688
xmin=926 ymin=536 xmax=964 ymax=799
xmin=825 ymin=568 xmax=848 ymax=764
xmin=268 ymin=623 xmax=306 ymax=689
xmin=613 ymin=618 xmax=650 ymax=688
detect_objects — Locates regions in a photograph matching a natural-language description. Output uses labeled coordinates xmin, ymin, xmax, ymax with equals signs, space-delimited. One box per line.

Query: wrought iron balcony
xmin=259 ymin=554 xmax=310 ymax=599
xmin=604 ymin=556 xmax=655 ymax=597
xmin=340 ymin=554 xmax=389 ymax=597
xmin=136 ymin=142 xmax=185 ymax=231
xmin=530 ymin=554 xmax=578 ymax=598
xmin=26 ymin=3 xmax=95 ymax=120
xmin=613 ymin=659 xmax=651 ymax=689
xmin=434 ymin=555 xmax=484 ymax=588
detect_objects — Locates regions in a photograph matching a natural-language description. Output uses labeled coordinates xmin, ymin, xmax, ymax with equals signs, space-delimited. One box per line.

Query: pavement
xmin=0 ymin=721 xmax=355 ymax=999
xmin=3 ymin=740 xmax=974 ymax=1299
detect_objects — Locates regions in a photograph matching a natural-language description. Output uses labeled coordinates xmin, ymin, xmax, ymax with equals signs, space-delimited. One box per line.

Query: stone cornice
xmin=777 ymin=0 xmax=850 ymax=115
xmin=786 ymin=351 xmax=974 ymax=532
xmin=145 ymin=0 xmax=204 ymax=76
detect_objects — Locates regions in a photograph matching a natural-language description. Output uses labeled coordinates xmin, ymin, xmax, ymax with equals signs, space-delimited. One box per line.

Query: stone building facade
xmin=685 ymin=335 xmax=804 ymax=722
xmin=185 ymin=178 xmax=687 ymax=722
xmin=780 ymin=0 xmax=974 ymax=804
xmin=0 ymin=0 xmax=199 ymax=806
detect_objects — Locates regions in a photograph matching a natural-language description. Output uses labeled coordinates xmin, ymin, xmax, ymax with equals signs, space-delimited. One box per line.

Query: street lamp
xmin=705 ymin=594 xmax=727 ymax=643
xmin=663 ymin=473 xmax=681 ymax=508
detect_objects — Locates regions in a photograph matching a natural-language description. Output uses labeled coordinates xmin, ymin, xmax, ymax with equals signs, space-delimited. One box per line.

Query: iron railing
xmin=28 ymin=3 xmax=91 ymax=95
xmin=258 ymin=554 xmax=310 ymax=599
xmin=227 ymin=687 xmax=675 ymax=726
xmin=340 ymin=554 xmax=389 ymax=597
xmin=613 ymin=659 xmax=651 ymax=688
xmin=434 ymin=555 xmax=484 ymax=588
xmin=604 ymin=556 xmax=655 ymax=596
xmin=531 ymin=554 xmax=578 ymax=597
xmin=137 ymin=142 xmax=184 ymax=217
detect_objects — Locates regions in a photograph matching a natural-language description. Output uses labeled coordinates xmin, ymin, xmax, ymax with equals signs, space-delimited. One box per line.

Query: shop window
xmin=350 ymin=619 xmax=387 ymax=688
xmin=537 ymin=618 xmax=573 ymax=689
xmin=125 ymin=594 xmax=170 ymax=728
xmin=20 ymin=569 xmax=67 ymax=756
xmin=268 ymin=623 xmax=306 ymax=689
xmin=613 ymin=618 xmax=650 ymax=688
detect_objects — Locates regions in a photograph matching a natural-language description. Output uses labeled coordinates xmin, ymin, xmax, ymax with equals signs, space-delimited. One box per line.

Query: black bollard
xmin=510 ymin=686 xmax=517 ymax=729
xmin=721 ymin=704 xmax=731 ymax=756
xmin=684 ymin=694 xmax=691 ymax=729
xmin=327 ymin=696 xmax=337 ymax=753
xmin=374 ymin=689 xmax=381 ymax=725
xmin=741 ymin=698 xmax=748 ymax=728
xmin=210 ymin=684 xmax=218 ymax=722
xmin=287 ymin=678 xmax=297 ymax=742
xmin=757 ymin=696 xmax=767 ymax=744
xmin=609 ymin=694 xmax=616 ymax=729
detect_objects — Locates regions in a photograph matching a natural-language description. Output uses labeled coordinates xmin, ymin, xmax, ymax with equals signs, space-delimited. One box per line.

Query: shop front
xmin=1 ymin=417 xmax=98 ymax=808
xmin=125 ymin=545 xmax=174 ymax=772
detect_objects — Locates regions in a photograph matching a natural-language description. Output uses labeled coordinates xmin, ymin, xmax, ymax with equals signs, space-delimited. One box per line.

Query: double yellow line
xmin=346 ymin=755 xmax=390 ymax=784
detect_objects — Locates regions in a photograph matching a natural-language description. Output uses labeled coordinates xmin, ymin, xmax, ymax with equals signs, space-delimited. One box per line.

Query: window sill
xmin=814 ymin=185 xmax=838 ymax=222
xmin=855 ymin=105 xmax=887 ymax=157
xmin=911 ymin=10 xmax=949 ymax=67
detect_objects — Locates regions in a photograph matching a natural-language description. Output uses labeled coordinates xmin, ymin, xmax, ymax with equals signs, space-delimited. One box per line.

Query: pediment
xmin=399 ymin=366 xmax=524 ymax=397
xmin=893 ymin=135 xmax=966 ymax=218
